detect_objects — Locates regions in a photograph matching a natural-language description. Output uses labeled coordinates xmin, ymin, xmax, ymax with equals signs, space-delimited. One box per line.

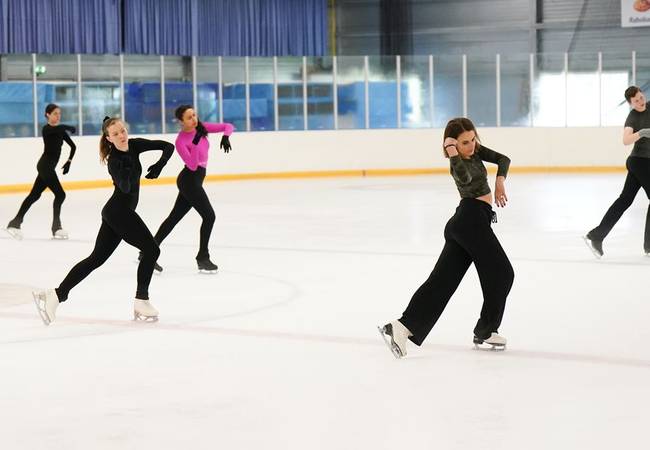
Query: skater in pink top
xmin=147 ymin=104 xmax=234 ymax=273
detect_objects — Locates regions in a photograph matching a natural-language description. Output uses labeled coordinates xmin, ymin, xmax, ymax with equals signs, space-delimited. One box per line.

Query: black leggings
xmin=400 ymin=198 xmax=514 ymax=345
xmin=12 ymin=159 xmax=66 ymax=230
xmin=154 ymin=166 xmax=216 ymax=260
xmin=55 ymin=198 xmax=160 ymax=302
xmin=588 ymin=156 xmax=650 ymax=250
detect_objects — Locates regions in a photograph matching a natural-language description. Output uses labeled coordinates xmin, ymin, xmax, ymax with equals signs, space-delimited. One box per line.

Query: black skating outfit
xmin=399 ymin=145 xmax=514 ymax=345
xmin=8 ymin=124 xmax=76 ymax=234
xmin=55 ymin=138 xmax=174 ymax=302
xmin=587 ymin=107 xmax=650 ymax=252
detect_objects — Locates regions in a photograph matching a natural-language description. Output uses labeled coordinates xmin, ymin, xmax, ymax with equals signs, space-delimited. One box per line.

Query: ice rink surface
xmin=1 ymin=172 xmax=649 ymax=449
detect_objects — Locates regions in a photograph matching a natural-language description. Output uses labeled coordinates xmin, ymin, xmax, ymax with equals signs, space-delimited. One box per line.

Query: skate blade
xmin=133 ymin=312 xmax=159 ymax=323
xmin=5 ymin=228 xmax=23 ymax=241
xmin=473 ymin=343 xmax=506 ymax=352
xmin=198 ymin=269 xmax=218 ymax=274
xmin=32 ymin=291 xmax=51 ymax=326
xmin=377 ymin=325 xmax=404 ymax=359
xmin=52 ymin=235 xmax=68 ymax=240
xmin=582 ymin=236 xmax=602 ymax=259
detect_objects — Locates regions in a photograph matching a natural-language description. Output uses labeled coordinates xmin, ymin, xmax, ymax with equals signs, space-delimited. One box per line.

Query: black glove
xmin=62 ymin=160 xmax=71 ymax=174
xmin=220 ymin=135 xmax=232 ymax=153
xmin=145 ymin=160 xmax=166 ymax=179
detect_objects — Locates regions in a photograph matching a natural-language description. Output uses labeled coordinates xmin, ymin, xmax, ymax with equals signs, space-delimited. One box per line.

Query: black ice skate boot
xmin=583 ymin=232 xmax=603 ymax=259
xmin=197 ymin=257 xmax=218 ymax=274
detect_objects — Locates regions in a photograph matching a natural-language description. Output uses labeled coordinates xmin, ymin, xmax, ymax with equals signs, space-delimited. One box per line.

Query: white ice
xmin=1 ymin=173 xmax=650 ymax=449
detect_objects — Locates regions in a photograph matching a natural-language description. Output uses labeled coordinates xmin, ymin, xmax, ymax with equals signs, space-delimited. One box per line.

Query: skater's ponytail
xmin=442 ymin=117 xmax=481 ymax=158
xmin=100 ymin=116 xmax=123 ymax=164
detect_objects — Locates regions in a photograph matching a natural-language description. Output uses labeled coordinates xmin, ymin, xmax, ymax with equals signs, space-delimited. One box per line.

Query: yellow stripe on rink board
xmin=0 ymin=166 xmax=628 ymax=194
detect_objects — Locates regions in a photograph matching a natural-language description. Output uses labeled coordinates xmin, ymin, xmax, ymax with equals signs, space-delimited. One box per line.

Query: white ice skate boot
xmin=5 ymin=227 xmax=23 ymax=240
xmin=52 ymin=228 xmax=69 ymax=240
xmin=32 ymin=289 xmax=59 ymax=325
xmin=473 ymin=332 xmax=507 ymax=351
xmin=378 ymin=320 xmax=412 ymax=359
xmin=134 ymin=299 xmax=159 ymax=322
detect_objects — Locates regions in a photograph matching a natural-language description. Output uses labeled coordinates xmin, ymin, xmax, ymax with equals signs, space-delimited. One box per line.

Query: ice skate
xmin=377 ymin=320 xmax=411 ymax=359
xmin=582 ymin=234 xmax=603 ymax=259
xmin=473 ymin=332 xmax=506 ymax=352
xmin=138 ymin=252 xmax=163 ymax=273
xmin=197 ymin=257 xmax=218 ymax=274
xmin=32 ymin=289 xmax=59 ymax=325
xmin=52 ymin=228 xmax=69 ymax=240
xmin=133 ymin=299 xmax=158 ymax=322
xmin=5 ymin=218 xmax=23 ymax=240
xmin=5 ymin=226 xmax=23 ymax=240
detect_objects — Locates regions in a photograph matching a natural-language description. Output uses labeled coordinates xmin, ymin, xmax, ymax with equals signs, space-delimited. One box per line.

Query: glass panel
xmin=601 ymin=51 xmax=633 ymax=127
xmin=307 ymin=56 xmax=334 ymax=130
xmin=81 ymin=55 xmax=120 ymax=135
xmin=35 ymin=54 xmax=78 ymax=135
xmin=276 ymin=57 xmax=303 ymax=130
xmin=164 ymin=56 xmax=193 ymax=133
xmin=249 ymin=57 xmax=275 ymax=131
xmin=433 ymin=55 xmax=463 ymax=127
xmin=0 ymin=54 xmax=34 ymax=137
xmin=400 ymin=55 xmax=431 ymax=128
xmin=196 ymin=57 xmax=220 ymax=123
xmin=221 ymin=57 xmax=246 ymax=131
xmin=368 ymin=56 xmax=397 ymax=129
xmin=532 ymin=53 xmax=566 ymax=127
xmin=337 ymin=56 xmax=365 ymax=129
xmin=567 ymin=52 xmax=599 ymax=127
xmin=124 ymin=55 xmax=162 ymax=134
xmin=500 ymin=53 xmax=531 ymax=127
xmin=467 ymin=54 xmax=497 ymax=127
xmin=635 ymin=51 xmax=650 ymax=109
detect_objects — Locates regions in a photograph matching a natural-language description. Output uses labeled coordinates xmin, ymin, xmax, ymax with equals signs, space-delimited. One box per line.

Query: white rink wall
xmin=0 ymin=127 xmax=627 ymax=186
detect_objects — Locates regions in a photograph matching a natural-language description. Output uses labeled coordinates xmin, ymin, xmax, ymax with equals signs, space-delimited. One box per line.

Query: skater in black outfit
xmin=6 ymin=104 xmax=76 ymax=240
xmin=379 ymin=117 xmax=514 ymax=358
xmin=585 ymin=86 xmax=650 ymax=258
xmin=145 ymin=104 xmax=234 ymax=274
xmin=32 ymin=117 xmax=174 ymax=325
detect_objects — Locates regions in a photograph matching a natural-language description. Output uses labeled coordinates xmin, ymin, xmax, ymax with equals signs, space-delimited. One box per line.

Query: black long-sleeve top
xmin=449 ymin=145 xmax=510 ymax=198
xmin=41 ymin=124 xmax=76 ymax=166
xmin=107 ymin=138 xmax=175 ymax=209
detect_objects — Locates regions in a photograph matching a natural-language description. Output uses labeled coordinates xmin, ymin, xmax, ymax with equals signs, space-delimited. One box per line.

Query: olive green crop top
xmin=449 ymin=145 xmax=510 ymax=198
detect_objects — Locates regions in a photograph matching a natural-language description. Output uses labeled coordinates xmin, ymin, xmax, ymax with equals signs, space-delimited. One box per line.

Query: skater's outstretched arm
xmin=477 ymin=146 xmax=510 ymax=208
xmin=61 ymin=131 xmax=77 ymax=166
xmin=477 ymin=146 xmax=510 ymax=178
xmin=129 ymin=138 xmax=175 ymax=180
xmin=203 ymin=122 xmax=235 ymax=153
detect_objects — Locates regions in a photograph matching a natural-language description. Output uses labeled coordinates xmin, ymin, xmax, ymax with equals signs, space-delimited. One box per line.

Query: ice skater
xmin=145 ymin=104 xmax=234 ymax=274
xmin=6 ymin=104 xmax=76 ymax=240
xmin=378 ymin=117 xmax=514 ymax=358
xmin=584 ymin=86 xmax=650 ymax=258
xmin=32 ymin=117 xmax=174 ymax=325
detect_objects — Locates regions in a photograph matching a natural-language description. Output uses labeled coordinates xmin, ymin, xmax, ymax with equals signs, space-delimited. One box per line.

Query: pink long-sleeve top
xmin=175 ymin=122 xmax=234 ymax=171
